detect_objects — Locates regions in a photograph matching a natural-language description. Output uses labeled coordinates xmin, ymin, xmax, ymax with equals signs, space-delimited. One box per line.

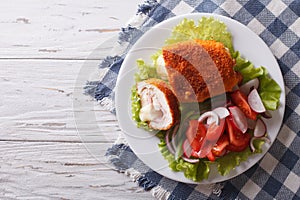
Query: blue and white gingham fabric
xmin=86 ymin=0 xmax=300 ymax=199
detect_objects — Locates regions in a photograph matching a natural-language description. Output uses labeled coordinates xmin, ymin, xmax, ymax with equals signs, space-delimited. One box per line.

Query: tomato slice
xmin=196 ymin=118 xmax=226 ymax=158
xmin=211 ymin=134 xmax=229 ymax=157
xmin=206 ymin=151 xmax=216 ymax=162
xmin=206 ymin=118 xmax=226 ymax=141
xmin=185 ymin=119 xmax=227 ymax=158
xmin=226 ymin=117 xmax=251 ymax=152
xmin=226 ymin=142 xmax=250 ymax=152
xmin=185 ymin=120 xmax=206 ymax=152
xmin=230 ymin=90 xmax=257 ymax=120
xmin=191 ymin=149 xmax=201 ymax=158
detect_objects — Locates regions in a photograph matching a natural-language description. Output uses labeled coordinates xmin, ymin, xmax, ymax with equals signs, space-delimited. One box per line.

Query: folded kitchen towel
xmin=85 ymin=0 xmax=300 ymax=199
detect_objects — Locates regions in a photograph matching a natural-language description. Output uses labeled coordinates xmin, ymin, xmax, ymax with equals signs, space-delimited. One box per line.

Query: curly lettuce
xmin=158 ymin=140 xmax=210 ymax=182
xmin=217 ymin=138 xmax=265 ymax=176
xmin=131 ymin=86 xmax=148 ymax=129
xmin=233 ymin=51 xmax=265 ymax=82
xmin=233 ymin=52 xmax=281 ymax=110
xmin=134 ymin=59 xmax=158 ymax=82
xmin=159 ymin=137 xmax=265 ymax=181
xmin=166 ymin=17 xmax=234 ymax=53
xmin=258 ymin=68 xmax=281 ymax=110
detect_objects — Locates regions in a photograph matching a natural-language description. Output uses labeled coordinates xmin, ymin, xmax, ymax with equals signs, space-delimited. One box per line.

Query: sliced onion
xmin=206 ymin=107 xmax=230 ymax=124
xmin=198 ymin=111 xmax=219 ymax=125
xmin=261 ymin=110 xmax=272 ymax=119
xmin=250 ymin=137 xmax=256 ymax=152
xmin=182 ymin=139 xmax=193 ymax=158
xmin=239 ymin=78 xmax=259 ymax=95
xmin=261 ymin=136 xmax=271 ymax=144
xmin=228 ymin=106 xmax=248 ymax=133
xmin=250 ymin=136 xmax=271 ymax=152
xmin=165 ymin=129 xmax=175 ymax=154
xmin=248 ymin=89 xmax=266 ymax=113
xmin=171 ymin=125 xmax=179 ymax=151
xmin=254 ymin=118 xmax=266 ymax=138
xmin=181 ymin=156 xmax=200 ymax=163
xmin=207 ymin=107 xmax=229 ymax=124
xmin=214 ymin=107 xmax=230 ymax=119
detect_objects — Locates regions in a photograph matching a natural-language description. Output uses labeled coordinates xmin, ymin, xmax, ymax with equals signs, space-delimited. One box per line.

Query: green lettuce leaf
xmin=216 ymin=138 xmax=265 ymax=176
xmin=258 ymin=68 xmax=281 ymax=110
xmin=134 ymin=59 xmax=158 ymax=82
xmin=131 ymin=86 xmax=149 ymax=129
xmin=159 ymin=136 xmax=265 ymax=179
xmin=151 ymin=50 xmax=162 ymax=65
xmin=216 ymin=147 xmax=251 ymax=176
xmin=233 ymin=51 xmax=264 ymax=83
xmin=251 ymin=138 xmax=266 ymax=154
xmin=158 ymin=140 xmax=210 ymax=182
xmin=166 ymin=17 xmax=234 ymax=53
xmin=233 ymin=52 xmax=281 ymax=110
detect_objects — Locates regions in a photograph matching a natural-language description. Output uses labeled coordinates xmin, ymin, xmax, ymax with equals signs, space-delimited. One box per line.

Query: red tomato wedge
xmin=182 ymin=139 xmax=203 ymax=159
xmin=196 ymin=118 xmax=226 ymax=158
xmin=226 ymin=142 xmax=250 ymax=152
xmin=185 ymin=119 xmax=226 ymax=158
xmin=185 ymin=120 xmax=206 ymax=152
xmin=191 ymin=149 xmax=201 ymax=158
xmin=230 ymin=90 xmax=257 ymax=120
xmin=226 ymin=117 xmax=251 ymax=152
xmin=206 ymin=118 xmax=226 ymax=141
xmin=206 ymin=151 xmax=216 ymax=162
xmin=212 ymin=134 xmax=229 ymax=157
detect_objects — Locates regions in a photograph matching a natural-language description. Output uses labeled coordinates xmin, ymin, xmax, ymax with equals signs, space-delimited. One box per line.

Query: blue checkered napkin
xmin=87 ymin=0 xmax=300 ymax=199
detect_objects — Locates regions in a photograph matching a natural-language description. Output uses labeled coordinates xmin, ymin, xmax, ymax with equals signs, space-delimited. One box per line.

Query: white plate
xmin=115 ymin=13 xmax=285 ymax=184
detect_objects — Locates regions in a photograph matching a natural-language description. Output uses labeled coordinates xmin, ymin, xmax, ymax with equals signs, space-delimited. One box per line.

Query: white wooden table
xmin=1 ymin=0 xmax=155 ymax=199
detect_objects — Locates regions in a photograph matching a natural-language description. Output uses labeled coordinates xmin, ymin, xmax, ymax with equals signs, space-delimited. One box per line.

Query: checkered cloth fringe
xmin=86 ymin=0 xmax=300 ymax=199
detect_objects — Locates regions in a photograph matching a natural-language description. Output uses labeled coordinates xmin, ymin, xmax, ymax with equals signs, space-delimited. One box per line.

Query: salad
xmin=131 ymin=17 xmax=281 ymax=182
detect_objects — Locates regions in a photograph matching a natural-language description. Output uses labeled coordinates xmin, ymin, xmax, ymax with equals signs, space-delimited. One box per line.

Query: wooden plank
xmin=0 ymin=60 xmax=120 ymax=142
xmin=0 ymin=59 xmax=153 ymax=198
xmin=1 ymin=0 xmax=154 ymax=198
xmin=0 ymin=0 xmax=143 ymax=59
xmin=0 ymin=141 xmax=153 ymax=199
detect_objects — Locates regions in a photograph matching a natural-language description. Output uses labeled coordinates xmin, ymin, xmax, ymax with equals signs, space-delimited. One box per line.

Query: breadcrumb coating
xmin=162 ymin=40 xmax=242 ymax=103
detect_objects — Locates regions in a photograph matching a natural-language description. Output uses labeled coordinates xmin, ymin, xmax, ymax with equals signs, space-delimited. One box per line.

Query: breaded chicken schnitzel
xmin=137 ymin=78 xmax=180 ymax=130
xmin=162 ymin=40 xmax=241 ymax=103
